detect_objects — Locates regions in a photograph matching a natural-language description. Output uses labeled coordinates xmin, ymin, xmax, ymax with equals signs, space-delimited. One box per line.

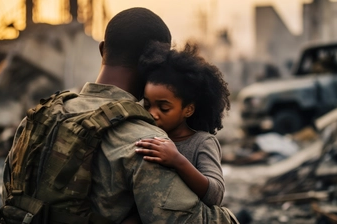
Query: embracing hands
xmin=135 ymin=137 xmax=183 ymax=168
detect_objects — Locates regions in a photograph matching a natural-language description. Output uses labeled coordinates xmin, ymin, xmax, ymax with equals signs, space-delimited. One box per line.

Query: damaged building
xmin=255 ymin=0 xmax=337 ymax=77
xmin=0 ymin=21 xmax=101 ymax=155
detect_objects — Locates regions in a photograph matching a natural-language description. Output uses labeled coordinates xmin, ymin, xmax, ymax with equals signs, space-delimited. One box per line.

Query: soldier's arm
xmin=132 ymin=155 xmax=237 ymax=223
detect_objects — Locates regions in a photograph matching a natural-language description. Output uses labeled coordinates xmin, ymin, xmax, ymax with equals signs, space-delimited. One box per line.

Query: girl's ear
xmin=184 ymin=104 xmax=195 ymax=118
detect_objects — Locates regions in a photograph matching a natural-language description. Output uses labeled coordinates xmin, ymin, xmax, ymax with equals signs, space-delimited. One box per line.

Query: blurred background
xmin=1 ymin=0 xmax=337 ymax=223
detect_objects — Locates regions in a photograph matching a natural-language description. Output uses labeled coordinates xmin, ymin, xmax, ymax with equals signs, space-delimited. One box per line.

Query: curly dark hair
xmin=139 ymin=41 xmax=230 ymax=134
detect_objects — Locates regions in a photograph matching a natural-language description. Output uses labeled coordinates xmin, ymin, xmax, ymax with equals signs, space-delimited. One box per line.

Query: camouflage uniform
xmin=3 ymin=82 xmax=238 ymax=223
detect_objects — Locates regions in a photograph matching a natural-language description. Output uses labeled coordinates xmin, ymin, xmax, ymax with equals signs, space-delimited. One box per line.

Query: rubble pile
xmin=223 ymin=110 xmax=337 ymax=224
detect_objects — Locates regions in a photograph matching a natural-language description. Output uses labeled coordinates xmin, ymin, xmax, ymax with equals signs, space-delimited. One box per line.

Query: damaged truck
xmin=238 ymin=42 xmax=337 ymax=135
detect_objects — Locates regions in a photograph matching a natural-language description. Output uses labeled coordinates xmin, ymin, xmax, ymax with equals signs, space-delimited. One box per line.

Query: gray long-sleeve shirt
xmin=175 ymin=131 xmax=225 ymax=206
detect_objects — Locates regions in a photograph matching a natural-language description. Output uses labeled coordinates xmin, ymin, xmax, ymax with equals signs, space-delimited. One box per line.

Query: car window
xmin=296 ymin=46 xmax=337 ymax=76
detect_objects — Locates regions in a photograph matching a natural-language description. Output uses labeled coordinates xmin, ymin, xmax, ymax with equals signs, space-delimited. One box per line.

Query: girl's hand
xmin=135 ymin=137 xmax=182 ymax=168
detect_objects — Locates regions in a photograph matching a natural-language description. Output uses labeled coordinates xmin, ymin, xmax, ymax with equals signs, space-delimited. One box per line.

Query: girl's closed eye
xmin=159 ymin=105 xmax=170 ymax=113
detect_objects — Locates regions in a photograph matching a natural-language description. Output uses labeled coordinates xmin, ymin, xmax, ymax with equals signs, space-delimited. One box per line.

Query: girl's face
xmin=143 ymin=83 xmax=193 ymax=136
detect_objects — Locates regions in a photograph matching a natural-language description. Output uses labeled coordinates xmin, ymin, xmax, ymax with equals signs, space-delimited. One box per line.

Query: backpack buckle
xmin=110 ymin=115 xmax=124 ymax=125
xmin=22 ymin=212 xmax=34 ymax=224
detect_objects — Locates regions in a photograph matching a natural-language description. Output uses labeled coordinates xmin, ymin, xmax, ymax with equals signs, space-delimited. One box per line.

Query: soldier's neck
xmin=95 ymin=65 xmax=138 ymax=97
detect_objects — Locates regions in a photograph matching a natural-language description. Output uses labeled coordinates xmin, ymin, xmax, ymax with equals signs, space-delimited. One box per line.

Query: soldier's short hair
xmin=102 ymin=7 xmax=171 ymax=67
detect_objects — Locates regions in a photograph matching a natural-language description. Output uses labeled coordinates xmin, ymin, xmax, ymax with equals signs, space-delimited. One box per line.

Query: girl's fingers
xmin=136 ymin=138 xmax=168 ymax=145
xmin=135 ymin=141 xmax=157 ymax=149
xmin=135 ymin=140 xmax=154 ymax=146
xmin=136 ymin=149 xmax=162 ymax=163
xmin=143 ymin=156 xmax=161 ymax=163
xmin=135 ymin=139 xmax=165 ymax=148
xmin=153 ymin=137 xmax=167 ymax=142
xmin=135 ymin=148 xmax=157 ymax=156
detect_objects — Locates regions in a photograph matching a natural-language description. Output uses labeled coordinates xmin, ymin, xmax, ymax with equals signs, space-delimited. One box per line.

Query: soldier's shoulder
xmin=105 ymin=118 xmax=167 ymax=144
xmin=128 ymin=119 xmax=167 ymax=138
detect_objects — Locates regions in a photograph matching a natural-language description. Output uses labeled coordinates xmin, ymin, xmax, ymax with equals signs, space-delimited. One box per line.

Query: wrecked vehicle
xmin=237 ymin=42 xmax=337 ymax=135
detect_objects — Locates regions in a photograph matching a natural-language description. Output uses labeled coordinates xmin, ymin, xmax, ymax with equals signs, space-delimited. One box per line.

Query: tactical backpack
xmin=0 ymin=90 xmax=155 ymax=224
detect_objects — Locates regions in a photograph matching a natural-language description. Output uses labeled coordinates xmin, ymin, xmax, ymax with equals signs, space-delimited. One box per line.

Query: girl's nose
xmin=149 ymin=109 xmax=159 ymax=120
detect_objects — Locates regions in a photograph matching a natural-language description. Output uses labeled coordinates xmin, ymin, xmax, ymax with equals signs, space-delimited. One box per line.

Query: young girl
xmin=135 ymin=42 xmax=231 ymax=207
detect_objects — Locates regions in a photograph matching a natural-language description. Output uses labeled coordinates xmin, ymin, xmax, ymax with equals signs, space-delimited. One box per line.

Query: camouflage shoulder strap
xmin=50 ymin=99 xmax=155 ymax=192
xmin=83 ymin=99 xmax=155 ymax=132
xmin=10 ymin=90 xmax=78 ymax=192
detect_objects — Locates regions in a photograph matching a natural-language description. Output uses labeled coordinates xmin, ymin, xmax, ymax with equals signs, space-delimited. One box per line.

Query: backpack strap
xmin=52 ymin=100 xmax=155 ymax=191
xmin=82 ymin=99 xmax=155 ymax=133
xmin=2 ymin=191 xmax=46 ymax=224
xmin=10 ymin=91 xmax=78 ymax=191
xmin=47 ymin=100 xmax=154 ymax=224
xmin=26 ymin=91 xmax=78 ymax=145
xmin=27 ymin=90 xmax=78 ymax=121
xmin=30 ymin=91 xmax=79 ymax=192
xmin=3 ymin=193 xmax=113 ymax=224
xmin=6 ymin=191 xmax=44 ymax=216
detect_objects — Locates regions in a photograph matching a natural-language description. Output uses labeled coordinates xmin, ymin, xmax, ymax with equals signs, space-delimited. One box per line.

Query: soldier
xmin=2 ymin=7 xmax=238 ymax=224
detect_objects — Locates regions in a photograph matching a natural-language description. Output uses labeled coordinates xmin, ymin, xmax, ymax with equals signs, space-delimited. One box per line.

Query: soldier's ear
xmin=184 ymin=104 xmax=195 ymax=118
xmin=99 ymin=41 xmax=104 ymax=57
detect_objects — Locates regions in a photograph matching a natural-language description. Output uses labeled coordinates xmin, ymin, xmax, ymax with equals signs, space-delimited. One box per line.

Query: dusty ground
xmin=220 ymin=140 xmax=323 ymax=223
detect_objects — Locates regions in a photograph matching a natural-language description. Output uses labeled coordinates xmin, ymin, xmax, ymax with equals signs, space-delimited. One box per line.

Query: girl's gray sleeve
xmin=196 ymin=136 xmax=225 ymax=206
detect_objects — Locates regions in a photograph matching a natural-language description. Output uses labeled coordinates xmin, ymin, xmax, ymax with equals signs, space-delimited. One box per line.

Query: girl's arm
xmin=135 ymin=137 xmax=209 ymax=200
xmin=191 ymin=135 xmax=225 ymax=206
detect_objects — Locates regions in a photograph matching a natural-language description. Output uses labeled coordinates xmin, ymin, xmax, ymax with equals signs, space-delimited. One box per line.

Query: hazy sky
xmin=0 ymin=0 xmax=317 ymax=57
xmin=106 ymin=0 xmax=313 ymax=56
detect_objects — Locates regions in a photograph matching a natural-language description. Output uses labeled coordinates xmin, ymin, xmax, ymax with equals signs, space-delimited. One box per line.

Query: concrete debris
xmin=224 ymin=109 xmax=337 ymax=223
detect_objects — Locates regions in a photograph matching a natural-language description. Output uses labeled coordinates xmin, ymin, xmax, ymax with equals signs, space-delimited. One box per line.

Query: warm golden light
xmin=33 ymin=0 xmax=71 ymax=24
xmin=0 ymin=0 xmax=74 ymax=40
xmin=0 ymin=0 xmax=25 ymax=39
xmin=0 ymin=0 xmax=115 ymax=41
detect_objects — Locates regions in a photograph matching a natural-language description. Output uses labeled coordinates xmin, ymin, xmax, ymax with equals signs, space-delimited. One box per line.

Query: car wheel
xmin=273 ymin=109 xmax=303 ymax=135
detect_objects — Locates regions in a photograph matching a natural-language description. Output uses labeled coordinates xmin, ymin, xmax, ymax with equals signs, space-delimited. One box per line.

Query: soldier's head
xmin=99 ymin=7 xmax=172 ymax=68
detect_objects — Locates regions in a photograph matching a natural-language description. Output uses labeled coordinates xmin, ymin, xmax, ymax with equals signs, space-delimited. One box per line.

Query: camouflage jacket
xmin=3 ymin=82 xmax=239 ymax=224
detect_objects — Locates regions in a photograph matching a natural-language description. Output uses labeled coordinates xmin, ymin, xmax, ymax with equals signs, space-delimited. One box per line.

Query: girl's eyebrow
xmin=157 ymin=99 xmax=172 ymax=105
xmin=143 ymin=96 xmax=171 ymax=105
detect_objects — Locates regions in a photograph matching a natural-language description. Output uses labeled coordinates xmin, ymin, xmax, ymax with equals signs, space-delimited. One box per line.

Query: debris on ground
xmin=222 ymin=126 xmax=319 ymax=165
xmin=223 ymin=109 xmax=337 ymax=224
